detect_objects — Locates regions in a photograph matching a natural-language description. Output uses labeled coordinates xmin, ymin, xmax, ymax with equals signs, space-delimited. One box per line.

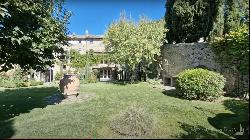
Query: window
xmin=100 ymin=69 xmax=112 ymax=79
xmin=108 ymin=70 xmax=111 ymax=78
xmin=104 ymin=70 xmax=107 ymax=77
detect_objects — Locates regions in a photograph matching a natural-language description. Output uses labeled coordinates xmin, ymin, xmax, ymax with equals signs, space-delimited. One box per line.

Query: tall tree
xmin=165 ymin=0 xmax=219 ymax=43
xmin=165 ymin=0 xmax=249 ymax=43
xmin=0 ymin=0 xmax=71 ymax=72
xmin=103 ymin=14 xmax=166 ymax=82
xmin=224 ymin=0 xmax=249 ymax=34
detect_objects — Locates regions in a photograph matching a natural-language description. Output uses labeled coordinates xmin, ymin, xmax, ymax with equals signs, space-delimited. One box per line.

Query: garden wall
xmin=161 ymin=42 xmax=249 ymax=94
xmin=162 ymin=42 xmax=220 ymax=77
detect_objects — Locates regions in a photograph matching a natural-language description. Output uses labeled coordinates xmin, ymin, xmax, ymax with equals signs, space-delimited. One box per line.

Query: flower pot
xmin=59 ymin=74 xmax=80 ymax=98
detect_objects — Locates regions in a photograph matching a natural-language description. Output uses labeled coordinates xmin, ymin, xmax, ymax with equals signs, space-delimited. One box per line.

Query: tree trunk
xmin=143 ymin=73 xmax=147 ymax=82
xmin=138 ymin=63 xmax=142 ymax=81
xmin=130 ymin=70 xmax=137 ymax=83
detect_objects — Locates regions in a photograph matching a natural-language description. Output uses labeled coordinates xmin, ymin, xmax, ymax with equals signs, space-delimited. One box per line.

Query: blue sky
xmin=64 ymin=0 xmax=166 ymax=35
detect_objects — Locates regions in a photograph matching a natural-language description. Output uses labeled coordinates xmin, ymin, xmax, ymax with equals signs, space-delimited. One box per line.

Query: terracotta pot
xmin=59 ymin=74 xmax=80 ymax=98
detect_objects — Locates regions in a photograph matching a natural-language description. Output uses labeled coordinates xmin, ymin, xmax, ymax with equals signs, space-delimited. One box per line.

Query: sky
xmin=64 ymin=0 xmax=166 ymax=35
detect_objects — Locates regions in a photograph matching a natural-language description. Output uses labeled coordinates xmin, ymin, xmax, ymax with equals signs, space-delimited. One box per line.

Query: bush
xmin=30 ymin=80 xmax=44 ymax=86
xmin=0 ymin=76 xmax=7 ymax=87
xmin=176 ymin=68 xmax=226 ymax=101
xmin=55 ymin=72 xmax=63 ymax=81
xmin=87 ymin=74 xmax=98 ymax=83
xmin=0 ymin=80 xmax=16 ymax=88
xmin=16 ymin=82 xmax=29 ymax=87
xmin=37 ymin=81 xmax=44 ymax=85
xmin=109 ymin=106 xmax=155 ymax=136
xmin=80 ymin=74 xmax=98 ymax=84
xmin=0 ymin=69 xmax=30 ymax=88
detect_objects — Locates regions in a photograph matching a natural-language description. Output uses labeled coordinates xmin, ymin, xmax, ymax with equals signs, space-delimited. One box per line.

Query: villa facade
xmin=33 ymin=34 xmax=118 ymax=82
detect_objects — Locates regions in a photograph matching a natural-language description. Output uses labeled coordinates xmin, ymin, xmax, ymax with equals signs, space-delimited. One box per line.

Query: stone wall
xmin=161 ymin=42 xmax=248 ymax=94
xmin=162 ymin=42 xmax=220 ymax=79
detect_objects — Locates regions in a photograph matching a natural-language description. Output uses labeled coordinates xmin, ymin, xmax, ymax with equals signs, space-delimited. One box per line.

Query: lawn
xmin=0 ymin=82 xmax=248 ymax=139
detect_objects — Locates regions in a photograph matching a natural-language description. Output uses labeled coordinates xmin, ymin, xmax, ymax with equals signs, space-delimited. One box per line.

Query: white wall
xmin=69 ymin=41 xmax=80 ymax=45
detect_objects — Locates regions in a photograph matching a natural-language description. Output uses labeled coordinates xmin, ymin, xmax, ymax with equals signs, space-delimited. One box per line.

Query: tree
xmin=0 ymin=0 xmax=71 ymax=72
xmin=211 ymin=26 xmax=249 ymax=97
xmin=165 ymin=0 xmax=249 ymax=43
xmin=69 ymin=49 xmax=110 ymax=70
xmin=69 ymin=49 xmax=110 ymax=80
xmin=224 ymin=0 xmax=249 ymax=34
xmin=165 ymin=0 xmax=219 ymax=43
xmin=103 ymin=13 xmax=166 ymax=82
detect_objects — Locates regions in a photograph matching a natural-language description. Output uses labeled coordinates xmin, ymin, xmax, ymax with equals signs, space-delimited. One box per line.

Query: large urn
xmin=59 ymin=74 xmax=80 ymax=98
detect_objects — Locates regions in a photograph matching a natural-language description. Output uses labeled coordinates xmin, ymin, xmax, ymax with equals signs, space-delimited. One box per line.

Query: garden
xmin=0 ymin=0 xmax=249 ymax=139
xmin=0 ymin=68 xmax=43 ymax=88
xmin=0 ymin=82 xmax=248 ymax=139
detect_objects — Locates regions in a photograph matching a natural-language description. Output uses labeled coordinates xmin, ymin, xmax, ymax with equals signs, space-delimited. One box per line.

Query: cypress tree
xmin=165 ymin=0 xmax=249 ymax=43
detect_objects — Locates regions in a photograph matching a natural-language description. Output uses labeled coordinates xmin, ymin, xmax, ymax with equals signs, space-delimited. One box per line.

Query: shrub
xmin=80 ymin=74 xmax=98 ymax=84
xmin=0 ymin=69 xmax=29 ymax=88
xmin=37 ymin=81 xmax=44 ymax=85
xmin=109 ymin=106 xmax=155 ymax=137
xmin=0 ymin=77 xmax=18 ymax=88
xmin=16 ymin=82 xmax=29 ymax=87
xmin=92 ymin=69 xmax=100 ymax=77
xmin=0 ymin=76 xmax=7 ymax=87
xmin=0 ymin=80 xmax=16 ymax=88
xmin=55 ymin=72 xmax=63 ymax=81
xmin=82 ymin=73 xmax=98 ymax=84
xmin=78 ymin=72 xmax=85 ymax=80
xmin=87 ymin=74 xmax=98 ymax=83
xmin=176 ymin=68 xmax=226 ymax=101
xmin=30 ymin=80 xmax=44 ymax=86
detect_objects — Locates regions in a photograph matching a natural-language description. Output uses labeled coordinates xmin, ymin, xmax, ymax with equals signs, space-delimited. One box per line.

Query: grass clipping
xmin=109 ymin=106 xmax=155 ymax=137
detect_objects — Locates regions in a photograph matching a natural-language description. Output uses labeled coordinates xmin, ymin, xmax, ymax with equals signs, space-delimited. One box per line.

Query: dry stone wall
xmin=162 ymin=42 xmax=221 ymax=78
xmin=161 ymin=42 xmax=248 ymax=94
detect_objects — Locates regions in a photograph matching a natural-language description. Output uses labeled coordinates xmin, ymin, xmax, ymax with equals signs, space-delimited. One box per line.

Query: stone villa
xmin=31 ymin=34 xmax=249 ymax=92
xmin=33 ymin=33 xmax=118 ymax=82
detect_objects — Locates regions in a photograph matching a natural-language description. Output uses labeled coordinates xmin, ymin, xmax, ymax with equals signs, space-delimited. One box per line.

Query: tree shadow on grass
xmin=208 ymin=99 xmax=249 ymax=139
xmin=163 ymin=90 xmax=249 ymax=139
xmin=0 ymin=86 xmax=59 ymax=138
xmin=162 ymin=89 xmax=183 ymax=99
xmin=178 ymin=122 xmax=231 ymax=139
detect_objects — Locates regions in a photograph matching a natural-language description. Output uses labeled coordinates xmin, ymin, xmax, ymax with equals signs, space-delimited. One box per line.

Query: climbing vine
xmin=69 ymin=49 xmax=111 ymax=71
xmin=210 ymin=26 xmax=249 ymax=97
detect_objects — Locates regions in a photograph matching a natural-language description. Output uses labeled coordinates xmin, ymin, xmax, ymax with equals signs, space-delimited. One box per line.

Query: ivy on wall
xmin=210 ymin=26 xmax=249 ymax=97
xmin=69 ymin=49 xmax=111 ymax=71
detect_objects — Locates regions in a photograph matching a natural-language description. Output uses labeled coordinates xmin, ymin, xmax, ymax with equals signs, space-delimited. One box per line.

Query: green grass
xmin=0 ymin=82 xmax=248 ymax=139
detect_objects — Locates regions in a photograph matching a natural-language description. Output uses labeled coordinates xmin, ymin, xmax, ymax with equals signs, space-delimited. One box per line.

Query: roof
xmin=67 ymin=34 xmax=104 ymax=40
